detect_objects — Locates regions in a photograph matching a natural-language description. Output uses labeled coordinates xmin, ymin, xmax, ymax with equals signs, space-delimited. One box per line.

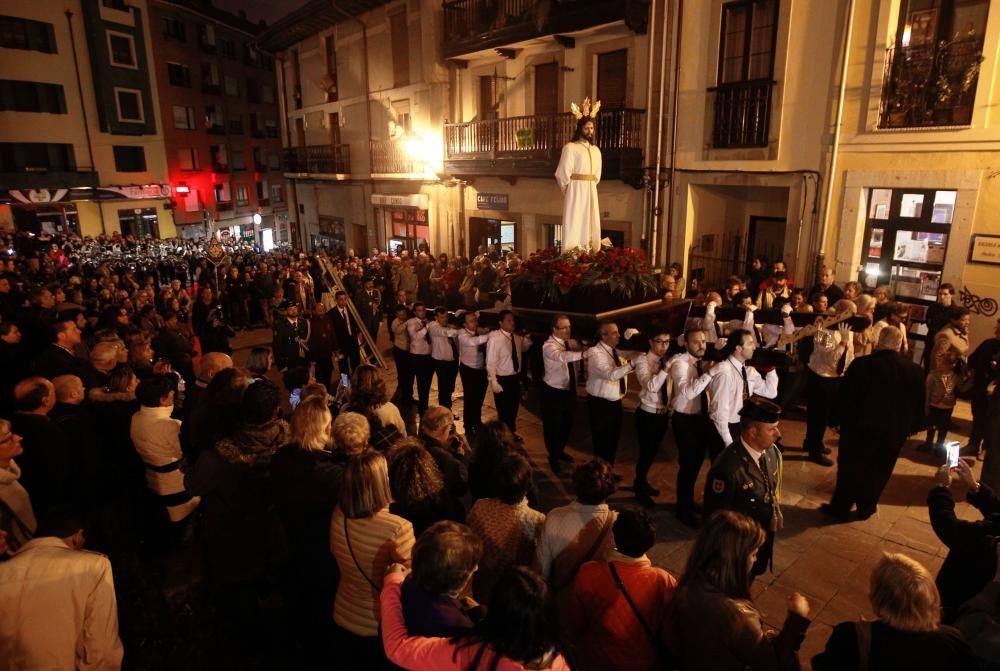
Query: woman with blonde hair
xmin=668 ymin=511 xmax=811 ymax=670
xmin=330 ymin=449 xmax=415 ymax=666
xmin=332 ymin=411 xmax=371 ymax=456
xmin=342 ymin=364 xmax=406 ymax=451
xmin=813 ymin=552 xmax=977 ymax=670
xmin=271 ymin=396 xmax=343 ymax=665
xmin=0 ymin=420 xmax=35 ymax=554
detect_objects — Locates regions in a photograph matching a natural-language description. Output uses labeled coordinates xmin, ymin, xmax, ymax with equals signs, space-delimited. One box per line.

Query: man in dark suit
xmin=354 ymin=277 xmax=382 ymax=341
xmin=11 ymin=377 xmax=72 ymax=518
xmin=34 ymin=319 xmax=86 ymax=380
xmin=704 ymin=397 xmax=784 ymax=577
xmin=308 ymin=302 xmax=338 ymax=390
xmin=822 ymin=326 xmax=925 ymax=520
xmin=330 ymin=291 xmax=361 ymax=375
xmin=273 ymin=301 xmax=310 ymax=372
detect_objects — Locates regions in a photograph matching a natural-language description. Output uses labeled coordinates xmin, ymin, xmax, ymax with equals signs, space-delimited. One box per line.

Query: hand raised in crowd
xmin=954 ymin=457 xmax=979 ymax=491
xmin=385 ymin=562 xmax=409 ymax=578
xmin=935 ymin=464 xmax=954 ymax=488
xmin=787 ymin=592 xmax=810 ymax=618
xmin=836 ymin=323 xmax=851 ymax=342
xmin=152 ymin=360 xmax=173 ymax=375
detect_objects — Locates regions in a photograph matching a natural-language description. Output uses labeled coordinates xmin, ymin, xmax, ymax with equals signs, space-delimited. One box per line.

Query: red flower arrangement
xmin=511 ymin=246 xmax=658 ymax=307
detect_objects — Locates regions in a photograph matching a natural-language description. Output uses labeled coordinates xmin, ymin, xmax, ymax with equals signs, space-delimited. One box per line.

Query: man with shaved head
xmin=180 ymin=352 xmax=234 ymax=455
xmin=80 ymin=341 xmax=121 ymax=391
xmin=11 ymin=377 xmax=71 ymax=517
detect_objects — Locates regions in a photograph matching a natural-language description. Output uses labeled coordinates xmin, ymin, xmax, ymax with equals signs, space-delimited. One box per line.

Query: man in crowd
xmin=823 ymin=326 xmax=924 ymax=520
xmin=390 ymin=303 xmax=414 ymax=405
xmin=871 ymin=301 xmax=910 ymax=355
xmin=707 ymin=329 xmax=779 ymax=452
xmin=406 ymin=302 xmax=434 ymax=417
xmin=632 ymin=330 xmax=673 ymax=505
xmin=428 ymin=307 xmax=462 ymax=410
xmin=809 ymin=265 xmax=845 ymax=304
xmin=541 ymin=314 xmax=586 ymax=474
xmin=330 ymin=290 xmax=361 ymax=375
xmin=354 ymin=276 xmax=382 ymax=341
xmin=12 ymin=377 xmax=71 ymax=517
xmin=585 ymin=320 xmax=634 ymax=476
xmin=0 ymin=508 xmax=124 ymax=670
xmin=34 ymin=318 xmax=85 ymax=380
xmin=802 ymin=302 xmax=856 ymax=467
xmin=666 ymin=328 xmax=716 ymax=527
xmin=308 ymin=302 xmax=338 ymax=390
xmin=704 ymin=396 xmax=785 ymax=577
xmin=457 ymin=311 xmax=490 ymax=437
xmin=486 ymin=309 xmax=530 ymax=440
xmin=272 ymin=300 xmax=310 ymax=372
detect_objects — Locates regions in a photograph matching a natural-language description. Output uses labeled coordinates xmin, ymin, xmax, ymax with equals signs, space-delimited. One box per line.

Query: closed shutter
xmin=390 ymin=10 xmax=409 ymax=87
xmin=534 ymin=62 xmax=559 ymax=115
xmin=596 ymin=49 xmax=627 ymax=109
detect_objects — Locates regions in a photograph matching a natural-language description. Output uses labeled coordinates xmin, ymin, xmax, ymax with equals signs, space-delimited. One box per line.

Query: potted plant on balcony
xmin=511 ymin=246 xmax=659 ymax=313
xmin=932 ymin=38 xmax=984 ymax=125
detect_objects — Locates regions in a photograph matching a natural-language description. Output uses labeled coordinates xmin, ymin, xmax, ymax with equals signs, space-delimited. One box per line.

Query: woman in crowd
xmin=388 ymin=437 xmax=463 ymax=536
xmin=271 ymin=396 xmax=343 ymax=665
xmin=341 ymin=364 xmax=405 ymax=452
xmin=330 ymin=449 xmax=415 ymax=666
xmin=468 ymin=420 xmax=521 ymax=501
xmin=332 ymin=411 xmax=371 ymax=457
xmin=0 ymin=419 xmax=35 ymax=554
xmin=668 ymin=510 xmax=811 ymax=670
xmin=381 ymin=563 xmax=569 ymax=671
xmin=467 ymin=453 xmax=546 ymax=604
xmin=932 ymin=305 xmax=971 ymax=369
xmin=245 ymin=346 xmax=274 ymax=380
xmin=813 ymin=552 xmax=978 ymax=670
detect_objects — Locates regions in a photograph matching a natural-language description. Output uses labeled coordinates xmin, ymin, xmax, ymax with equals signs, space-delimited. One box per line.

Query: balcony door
xmin=329 ymin=113 xmax=340 ymax=147
xmin=534 ymin=62 xmax=559 ymax=116
xmin=596 ymin=50 xmax=627 ymax=109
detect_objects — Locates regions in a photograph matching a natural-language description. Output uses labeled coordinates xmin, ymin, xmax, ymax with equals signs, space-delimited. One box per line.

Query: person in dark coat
xmin=307 ymin=302 xmax=338 ymax=390
xmin=418 ymin=406 xmax=470 ymax=504
xmin=704 ymin=397 xmax=784 ymax=578
xmin=329 ymin=291 xmax=362 ymax=375
xmin=354 ymin=277 xmax=382 ymax=342
xmin=813 ymin=551 xmax=977 ymax=671
xmin=152 ymin=311 xmax=197 ymax=386
xmin=0 ymin=323 xmax=29 ymax=417
xmin=967 ymin=318 xmax=1000 ymax=457
xmin=199 ymin=306 xmax=234 ymax=356
xmin=272 ymin=301 xmax=310 ymax=372
xmin=929 ymin=458 xmax=1000 ymax=623
xmin=10 ymin=377 xmax=71 ymax=518
xmin=33 ymin=319 xmax=86 ymax=380
xmin=822 ymin=326 xmax=925 ymax=521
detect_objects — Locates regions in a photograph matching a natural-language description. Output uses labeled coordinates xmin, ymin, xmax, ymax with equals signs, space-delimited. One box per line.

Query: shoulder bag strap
xmin=609 ymin=562 xmax=658 ymax=642
xmin=855 ymin=620 xmax=872 ymax=671
xmin=551 ymin=515 xmax=615 ymax=592
xmin=343 ymin=515 xmax=380 ymax=593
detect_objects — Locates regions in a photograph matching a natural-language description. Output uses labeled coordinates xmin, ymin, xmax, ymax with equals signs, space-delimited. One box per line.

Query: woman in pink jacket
xmin=381 ymin=564 xmax=570 ymax=671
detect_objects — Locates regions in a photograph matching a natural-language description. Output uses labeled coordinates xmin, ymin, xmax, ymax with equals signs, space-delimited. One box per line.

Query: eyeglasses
xmin=652 ymin=338 xmax=670 ymax=345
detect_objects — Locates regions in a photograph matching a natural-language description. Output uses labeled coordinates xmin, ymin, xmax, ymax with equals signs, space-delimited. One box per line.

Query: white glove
xmin=623 ymin=328 xmax=640 ymax=339
xmin=781 ymin=303 xmax=793 ymax=316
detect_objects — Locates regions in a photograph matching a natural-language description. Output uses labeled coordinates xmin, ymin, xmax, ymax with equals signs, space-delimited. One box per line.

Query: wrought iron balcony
xmin=0 ymin=169 xmax=99 ymax=190
xmin=283 ymin=144 xmax=351 ymax=175
xmin=216 ymin=200 xmax=233 ymax=211
xmin=878 ymin=41 xmax=983 ymax=129
xmin=442 ymin=0 xmax=642 ymax=59
xmin=710 ymin=80 xmax=774 ymax=149
xmin=370 ymin=140 xmax=421 ymax=175
xmin=444 ymin=108 xmax=644 ymax=184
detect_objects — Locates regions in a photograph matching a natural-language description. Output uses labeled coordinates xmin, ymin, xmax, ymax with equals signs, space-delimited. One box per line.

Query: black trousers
xmin=459 ymin=364 xmax=488 ymax=433
xmin=494 ymin=374 xmax=521 ymax=433
xmin=634 ymin=408 xmax=670 ymax=486
xmin=411 ymin=353 xmax=434 ymax=417
xmin=434 ymin=359 xmax=459 ymax=408
xmin=341 ymin=342 xmax=361 ymax=376
xmin=392 ymin=346 xmax=414 ymax=403
xmin=541 ymin=383 xmax=576 ymax=463
xmin=709 ymin=422 xmax=741 ymax=456
xmin=588 ymin=395 xmax=623 ymax=465
xmin=312 ymin=354 xmax=334 ymax=391
xmin=970 ymin=387 xmax=990 ymax=450
xmin=804 ymin=370 xmax=840 ymax=456
xmin=829 ymin=432 xmax=905 ymax=516
xmin=672 ymin=412 xmax=717 ymax=515
xmin=926 ymin=405 xmax=954 ymax=446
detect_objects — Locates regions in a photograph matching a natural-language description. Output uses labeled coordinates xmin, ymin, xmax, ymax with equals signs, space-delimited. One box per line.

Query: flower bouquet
xmin=511 ymin=246 xmax=659 ymax=312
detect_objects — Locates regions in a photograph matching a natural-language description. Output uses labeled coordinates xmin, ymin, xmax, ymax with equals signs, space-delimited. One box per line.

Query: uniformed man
xmin=703 ymin=396 xmax=784 ymax=578
xmin=272 ymin=300 xmax=310 ymax=372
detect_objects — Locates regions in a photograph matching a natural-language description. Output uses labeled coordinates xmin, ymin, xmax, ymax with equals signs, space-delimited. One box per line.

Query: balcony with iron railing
xmin=0 ymin=168 xmax=99 ymax=190
xmin=283 ymin=144 xmax=351 ymax=175
xmin=444 ymin=108 xmax=644 ymax=184
xmin=370 ymin=140 xmax=423 ymax=175
xmin=709 ymin=80 xmax=774 ymax=149
xmin=878 ymin=40 xmax=984 ymax=129
xmin=442 ymin=0 xmax=640 ymax=58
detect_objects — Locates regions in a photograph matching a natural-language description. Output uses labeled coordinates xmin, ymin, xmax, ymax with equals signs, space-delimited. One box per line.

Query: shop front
xmin=371 ymin=193 xmax=430 ymax=255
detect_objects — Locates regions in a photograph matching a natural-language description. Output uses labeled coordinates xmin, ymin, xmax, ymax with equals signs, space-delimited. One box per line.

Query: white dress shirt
xmin=542 ymin=335 xmax=584 ymax=391
xmin=808 ymin=327 xmax=854 ymax=378
xmin=405 ymin=317 xmax=430 ymax=356
xmin=665 ymin=351 xmax=713 ymax=415
xmin=458 ymin=329 xmax=490 ymax=369
xmin=708 ymin=356 xmax=778 ymax=445
xmin=486 ymin=329 xmax=530 ymax=383
xmin=391 ymin=317 xmax=410 ymax=351
xmin=633 ymin=351 xmax=670 ymax=413
xmin=585 ymin=342 xmax=632 ymax=401
xmin=428 ymin=322 xmax=461 ymax=361
xmin=0 ymin=537 xmax=124 ymax=671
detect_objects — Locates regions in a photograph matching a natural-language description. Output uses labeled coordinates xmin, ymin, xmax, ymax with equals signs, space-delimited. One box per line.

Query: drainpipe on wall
xmin=660 ymin=0 xmax=683 ymax=268
xmin=66 ymin=10 xmax=105 ymax=235
xmin=639 ymin=0 xmax=658 ymax=251
xmin=277 ymin=52 xmax=304 ymax=248
xmin=816 ymin=0 xmax=856 ymax=285
xmin=649 ymin=0 xmax=676 ymax=266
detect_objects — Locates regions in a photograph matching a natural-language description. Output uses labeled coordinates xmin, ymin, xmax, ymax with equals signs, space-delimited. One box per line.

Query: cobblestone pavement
xmin=231 ymin=326 xmax=983 ymax=669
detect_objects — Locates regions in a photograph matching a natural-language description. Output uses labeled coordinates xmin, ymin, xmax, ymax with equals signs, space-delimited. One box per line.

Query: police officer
xmin=703 ymin=396 xmax=784 ymax=578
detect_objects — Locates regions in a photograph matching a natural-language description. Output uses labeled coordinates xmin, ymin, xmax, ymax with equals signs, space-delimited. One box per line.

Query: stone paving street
xmin=232 ymin=326 xmax=984 ymax=669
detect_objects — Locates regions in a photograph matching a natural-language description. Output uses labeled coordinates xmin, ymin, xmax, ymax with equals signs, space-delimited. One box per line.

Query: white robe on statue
xmin=555 ymin=140 xmax=602 ymax=252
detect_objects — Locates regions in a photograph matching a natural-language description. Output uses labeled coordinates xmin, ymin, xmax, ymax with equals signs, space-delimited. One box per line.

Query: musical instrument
xmin=776 ymin=310 xmax=856 ymax=347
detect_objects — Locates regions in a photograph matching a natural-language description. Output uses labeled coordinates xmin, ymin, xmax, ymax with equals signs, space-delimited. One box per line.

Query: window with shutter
xmin=534 ymin=62 xmax=559 ymax=116
xmin=390 ymin=9 xmax=409 ymax=88
xmin=596 ymin=50 xmax=627 ymax=109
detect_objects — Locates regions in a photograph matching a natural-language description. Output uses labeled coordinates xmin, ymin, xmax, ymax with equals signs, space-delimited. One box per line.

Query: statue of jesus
xmin=555 ymin=98 xmax=603 ymax=252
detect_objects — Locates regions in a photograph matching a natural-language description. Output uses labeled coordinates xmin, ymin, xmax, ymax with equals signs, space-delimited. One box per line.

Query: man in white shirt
xmin=486 ymin=309 xmax=530 ymax=440
xmin=632 ymin=331 xmax=673 ymax=504
xmin=585 ymin=320 xmax=635 ymax=474
xmin=0 ymin=509 xmax=124 ymax=670
xmin=428 ymin=307 xmax=463 ymax=410
xmin=541 ymin=314 xmax=586 ymax=474
xmin=458 ymin=311 xmax=491 ymax=436
xmin=406 ymin=302 xmax=434 ymax=416
xmin=666 ymin=328 xmax=717 ymax=528
xmin=390 ymin=303 xmax=414 ymax=404
xmin=707 ymin=329 xmax=779 ymax=452
xmin=871 ymin=301 xmax=909 ymax=354
xmin=803 ymin=300 xmax=855 ymax=467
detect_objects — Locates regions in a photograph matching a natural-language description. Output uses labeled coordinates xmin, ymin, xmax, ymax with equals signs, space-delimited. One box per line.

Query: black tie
xmin=741 ymin=365 xmax=749 ymax=401
xmin=511 ymin=333 xmax=519 ymax=372
xmin=612 ymin=348 xmax=626 ymax=396
xmin=342 ymin=309 xmax=351 ymax=335
xmin=565 ymin=340 xmax=576 ymax=389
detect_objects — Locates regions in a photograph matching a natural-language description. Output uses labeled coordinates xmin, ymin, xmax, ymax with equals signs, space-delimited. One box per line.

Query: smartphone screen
xmin=946 ymin=441 xmax=960 ymax=468
xmin=341 ymin=373 xmax=350 ymax=388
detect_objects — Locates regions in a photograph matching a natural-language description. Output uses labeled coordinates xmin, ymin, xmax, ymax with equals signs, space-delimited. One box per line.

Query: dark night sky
xmin=214 ymin=0 xmax=310 ymax=26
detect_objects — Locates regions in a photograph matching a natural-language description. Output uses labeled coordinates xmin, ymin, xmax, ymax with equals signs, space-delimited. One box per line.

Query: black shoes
xmin=819 ymin=503 xmax=850 ymax=521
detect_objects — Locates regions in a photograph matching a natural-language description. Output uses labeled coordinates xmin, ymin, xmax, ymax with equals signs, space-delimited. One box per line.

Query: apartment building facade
xmin=147 ymin=0 xmax=290 ymax=247
xmin=0 ymin=0 xmax=174 ymax=239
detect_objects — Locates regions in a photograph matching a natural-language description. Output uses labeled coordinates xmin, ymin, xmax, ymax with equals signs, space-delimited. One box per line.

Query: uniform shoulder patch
xmin=712 ymin=479 xmax=725 ymax=494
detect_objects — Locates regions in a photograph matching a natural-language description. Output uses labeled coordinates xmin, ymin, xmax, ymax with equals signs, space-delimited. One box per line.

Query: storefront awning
xmin=370 ymin=193 xmax=428 ymax=209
